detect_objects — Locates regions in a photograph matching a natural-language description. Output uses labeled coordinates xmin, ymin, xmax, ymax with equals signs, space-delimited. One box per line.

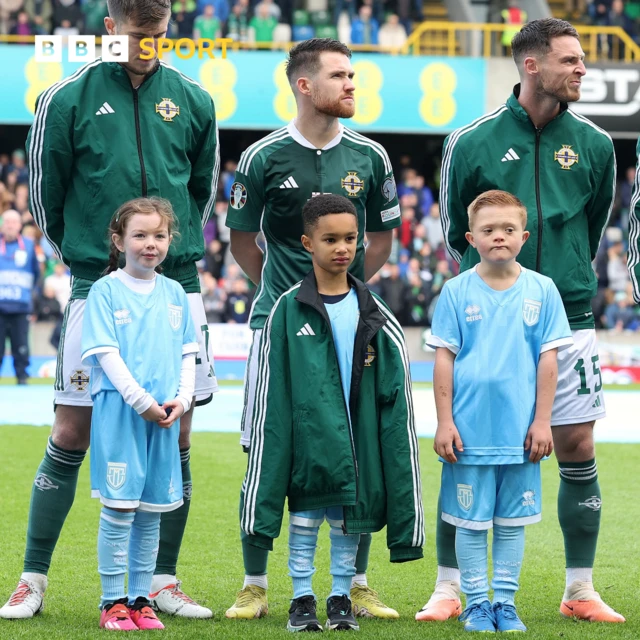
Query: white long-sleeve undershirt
xmin=94 ymin=269 xmax=196 ymax=415
xmin=97 ymin=351 xmax=196 ymax=415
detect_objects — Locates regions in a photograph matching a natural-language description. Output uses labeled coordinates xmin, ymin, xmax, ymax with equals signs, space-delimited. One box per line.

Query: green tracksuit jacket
xmin=240 ymin=272 xmax=425 ymax=563
xmin=441 ymin=86 xmax=616 ymax=328
xmin=27 ymin=59 xmax=219 ymax=293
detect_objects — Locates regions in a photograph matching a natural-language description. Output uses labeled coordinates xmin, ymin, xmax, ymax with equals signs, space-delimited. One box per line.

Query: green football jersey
xmin=226 ymin=121 xmax=401 ymax=330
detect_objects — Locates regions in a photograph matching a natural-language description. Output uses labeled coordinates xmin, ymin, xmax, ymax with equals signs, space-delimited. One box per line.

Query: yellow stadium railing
xmin=402 ymin=21 xmax=640 ymax=62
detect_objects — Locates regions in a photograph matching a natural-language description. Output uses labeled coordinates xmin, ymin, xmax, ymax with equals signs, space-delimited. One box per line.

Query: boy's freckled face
xmin=304 ymin=213 xmax=358 ymax=274
xmin=465 ymin=206 xmax=529 ymax=265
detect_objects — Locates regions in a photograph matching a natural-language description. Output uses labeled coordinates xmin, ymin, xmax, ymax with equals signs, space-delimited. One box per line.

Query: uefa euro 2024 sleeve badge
xmin=554 ymin=145 xmax=579 ymax=170
xmin=155 ymin=98 xmax=180 ymax=122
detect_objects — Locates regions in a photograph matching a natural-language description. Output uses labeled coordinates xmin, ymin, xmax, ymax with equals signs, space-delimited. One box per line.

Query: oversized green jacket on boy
xmin=440 ymin=85 xmax=616 ymax=328
xmin=240 ymin=272 xmax=424 ymax=563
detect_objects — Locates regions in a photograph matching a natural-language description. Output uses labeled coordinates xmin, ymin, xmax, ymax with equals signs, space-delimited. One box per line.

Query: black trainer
xmin=326 ymin=595 xmax=360 ymax=631
xmin=287 ymin=595 xmax=323 ymax=632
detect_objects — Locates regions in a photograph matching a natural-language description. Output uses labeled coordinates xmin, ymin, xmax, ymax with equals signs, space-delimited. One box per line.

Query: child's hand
xmin=141 ymin=402 xmax=167 ymax=423
xmin=157 ymin=399 xmax=185 ymax=429
xmin=434 ymin=421 xmax=464 ymax=463
xmin=525 ymin=418 xmax=553 ymax=463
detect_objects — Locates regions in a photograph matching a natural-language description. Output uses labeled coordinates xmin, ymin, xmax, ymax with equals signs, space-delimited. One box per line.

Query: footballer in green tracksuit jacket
xmin=27 ymin=57 xmax=220 ymax=404
xmin=241 ymin=271 xmax=425 ymax=563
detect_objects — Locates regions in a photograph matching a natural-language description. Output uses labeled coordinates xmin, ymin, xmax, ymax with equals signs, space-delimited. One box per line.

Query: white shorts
xmin=54 ymin=293 xmax=218 ymax=407
xmin=240 ymin=328 xmax=262 ymax=448
xmin=551 ymin=329 xmax=606 ymax=426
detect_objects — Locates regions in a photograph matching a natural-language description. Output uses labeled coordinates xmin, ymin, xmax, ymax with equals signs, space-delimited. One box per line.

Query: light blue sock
xmin=456 ymin=527 xmax=489 ymax=609
xmin=128 ymin=510 xmax=161 ymax=604
xmin=98 ymin=508 xmax=135 ymax=608
xmin=491 ymin=525 xmax=525 ymax=606
xmin=329 ymin=526 xmax=359 ymax=598
xmin=288 ymin=524 xmax=319 ymax=599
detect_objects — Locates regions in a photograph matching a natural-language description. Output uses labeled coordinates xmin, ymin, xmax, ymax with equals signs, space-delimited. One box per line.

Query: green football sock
xmin=557 ymin=459 xmax=601 ymax=568
xmin=155 ymin=448 xmax=192 ymax=576
xmin=437 ymin=493 xmax=458 ymax=569
xmin=242 ymin=537 xmax=269 ymax=576
xmin=24 ymin=438 xmax=86 ymax=575
xmin=355 ymin=533 xmax=372 ymax=574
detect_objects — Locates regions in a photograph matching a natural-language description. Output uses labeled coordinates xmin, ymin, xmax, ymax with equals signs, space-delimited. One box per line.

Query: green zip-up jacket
xmin=441 ymin=86 xmax=616 ymax=328
xmin=628 ymin=137 xmax=640 ymax=302
xmin=27 ymin=59 xmax=219 ymax=294
xmin=241 ymin=272 xmax=424 ymax=563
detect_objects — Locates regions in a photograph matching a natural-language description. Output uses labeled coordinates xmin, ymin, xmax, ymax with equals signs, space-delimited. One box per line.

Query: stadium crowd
xmin=0 ymin=147 xmax=638 ymax=332
xmin=0 ymin=0 xmax=414 ymax=47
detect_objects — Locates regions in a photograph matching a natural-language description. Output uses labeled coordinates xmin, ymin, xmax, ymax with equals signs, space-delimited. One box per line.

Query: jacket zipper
xmin=534 ymin=128 xmax=542 ymax=272
xmin=132 ymin=89 xmax=148 ymax=196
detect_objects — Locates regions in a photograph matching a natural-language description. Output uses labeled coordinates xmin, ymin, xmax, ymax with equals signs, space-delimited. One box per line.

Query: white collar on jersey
xmin=110 ymin=268 xmax=157 ymax=294
xmin=288 ymin=120 xmax=344 ymax=150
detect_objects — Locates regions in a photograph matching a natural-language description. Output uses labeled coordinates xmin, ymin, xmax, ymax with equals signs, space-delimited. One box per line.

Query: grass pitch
xmin=0 ymin=426 xmax=638 ymax=639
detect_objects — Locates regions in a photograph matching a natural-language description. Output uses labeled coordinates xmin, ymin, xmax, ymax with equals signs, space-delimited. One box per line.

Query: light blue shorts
xmin=90 ymin=391 xmax=183 ymax=512
xmin=440 ymin=462 xmax=541 ymax=530
xmin=289 ymin=506 xmax=346 ymax=533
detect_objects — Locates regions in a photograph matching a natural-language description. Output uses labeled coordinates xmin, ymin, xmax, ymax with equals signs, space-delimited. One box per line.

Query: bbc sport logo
xmin=34 ymin=35 xmax=231 ymax=63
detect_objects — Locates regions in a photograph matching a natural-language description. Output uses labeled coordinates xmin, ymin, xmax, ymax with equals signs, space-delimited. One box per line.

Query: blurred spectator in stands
xmin=431 ymin=259 xmax=453 ymax=296
xmin=405 ymin=271 xmax=431 ymax=326
xmin=197 ymin=0 xmax=229 ymax=23
xmin=35 ymin=283 xmax=62 ymax=322
xmin=5 ymin=150 xmax=28 ymax=187
xmin=220 ymin=159 xmax=237 ymax=199
xmin=411 ymin=222 xmax=427 ymax=257
xmin=249 ymin=4 xmax=277 ymax=43
xmin=603 ymin=283 xmax=639 ymax=331
xmin=589 ymin=0 xmax=612 ymax=27
xmin=366 ymin=270 xmax=382 ymax=296
xmin=53 ymin=0 xmax=83 ymax=32
xmin=399 ymin=206 xmax=416 ymax=249
xmin=201 ymin=271 xmax=227 ymax=323
xmin=565 ymin=0 xmax=586 ymax=20
xmin=254 ymin=0 xmax=280 ymax=20
xmin=608 ymin=0 xmax=636 ymax=53
xmin=20 ymin=224 xmax=47 ymax=268
xmin=205 ymin=238 xmax=225 ymax=279
xmin=617 ymin=166 xmax=635 ymax=233
xmin=172 ymin=0 xmax=197 ymax=37
xmin=13 ymin=184 xmax=29 ymax=217
xmin=0 ymin=210 xmax=41 ymax=384
xmin=194 ymin=3 xmax=222 ymax=38
xmin=351 ymin=5 xmax=379 ymax=45
xmin=423 ymin=201 xmax=444 ymax=249
xmin=380 ymin=262 xmax=406 ymax=321
xmin=25 ymin=0 xmax=52 ymax=34
xmin=54 ymin=17 xmax=80 ymax=43
xmin=397 ymin=168 xmax=418 ymax=198
xmin=413 ymin=174 xmax=434 ymax=218
xmin=226 ymin=1 xmax=248 ymax=40
xmin=43 ymin=260 xmax=71 ymax=312
xmin=10 ymin=11 xmax=34 ymax=42
xmin=0 ymin=154 xmax=9 ymax=181
xmin=607 ymin=239 xmax=629 ymax=293
xmin=334 ymin=0 xmax=356 ymax=24
xmin=83 ymin=0 xmax=108 ymax=35
xmin=378 ymin=13 xmax=407 ymax=49
xmin=501 ymin=0 xmax=527 ymax=54
xmin=0 ymin=183 xmax=12 ymax=214
xmin=0 ymin=0 xmax=24 ymax=35
xmin=225 ymin=276 xmax=251 ymax=323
